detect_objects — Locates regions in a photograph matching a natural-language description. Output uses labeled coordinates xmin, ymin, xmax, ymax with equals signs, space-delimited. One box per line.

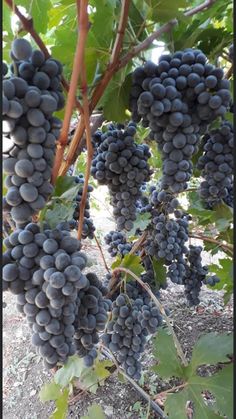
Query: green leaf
xmin=145 ymin=0 xmax=188 ymax=21
xmin=101 ymin=71 xmax=132 ymax=122
xmin=152 ymin=328 xmax=185 ymax=379
xmin=121 ymin=254 xmax=144 ymax=279
xmin=42 ymin=200 xmax=76 ymax=229
xmin=163 ymin=331 xmax=233 ymax=419
xmin=93 ymin=359 xmax=113 ymax=382
xmin=54 ymin=355 xmax=85 ymax=388
xmin=50 ymin=388 xmax=69 ymax=419
xmin=189 ymin=332 xmax=233 ymax=374
xmin=3 ymin=2 xmax=12 ymax=35
xmin=207 ymin=258 xmax=233 ymax=297
xmin=165 ymin=386 xmax=224 ymax=419
xmin=127 ymin=212 xmax=151 ymax=237
xmin=16 ymin=0 xmax=52 ymax=34
xmin=211 ymin=202 xmax=233 ymax=231
xmin=81 ymin=404 xmax=105 ymax=419
xmin=151 ymin=257 xmax=167 ymax=288
xmin=53 ymin=176 xmax=77 ymax=197
xmin=39 ymin=382 xmax=62 ymax=402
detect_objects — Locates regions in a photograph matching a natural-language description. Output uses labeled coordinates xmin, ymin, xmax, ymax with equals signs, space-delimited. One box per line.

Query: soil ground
xmin=3 ymin=187 xmax=233 ymax=419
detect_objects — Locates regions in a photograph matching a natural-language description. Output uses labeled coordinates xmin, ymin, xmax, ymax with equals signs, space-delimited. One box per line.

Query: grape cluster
xmin=102 ymin=282 xmax=162 ymax=379
xmin=3 ymin=222 xmax=109 ymax=369
xmin=183 ymin=245 xmax=220 ymax=306
xmin=197 ymin=122 xmax=234 ymax=208
xmin=68 ymin=174 xmax=96 ymax=239
xmin=145 ymin=190 xmax=189 ymax=284
xmin=130 ymin=49 xmax=231 ymax=193
xmin=91 ymin=123 xmax=152 ymax=231
xmin=2 ymin=38 xmax=64 ymax=227
xmin=104 ymin=231 xmax=133 ymax=257
xmin=74 ymin=272 xmax=111 ymax=367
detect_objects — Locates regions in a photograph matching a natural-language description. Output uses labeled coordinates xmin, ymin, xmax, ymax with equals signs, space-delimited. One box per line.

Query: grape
xmin=197 ymin=122 xmax=233 ymax=207
xmin=19 ymin=183 xmax=38 ymax=202
xmin=50 ymin=272 xmax=66 ymax=289
xmin=23 ymin=242 xmax=39 ymax=258
xmin=25 ymin=89 xmax=41 ymax=107
xmin=27 ymin=109 xmax=45 ymax=127
xmin=12 ymin=38 xmax=32 ymax=60
xmin=36 ymin=309 xmax=51 ymax=326
xmin=11 ymin=203 xmax=32 ymax=222
xmin=32 ymin=72 xmax=50 ymax=90
xmin=15 ymin=159 xmax=34 ymax=177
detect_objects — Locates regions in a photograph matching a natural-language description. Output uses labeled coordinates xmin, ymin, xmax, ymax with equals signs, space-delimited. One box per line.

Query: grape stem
xmin=225 ymin=64 xmax=233 ymax=79
xmin=77 ymin=62 xmax=94 ymax=241
xmin=4 ymin=0 xmax=83 ymax=114
xmin=112 ymin=267 xmax=189 ymax=367
xmin=94 ymin=234 xmax=111 ymax=273
xmin=102 ymin=348 xmax=167 ymax=418
xmin=189 ymin=233 xmax=233 ymax=255
xmin=129 ymin=231 xmax=148 ymax=255
xmin=52 ymin=0 xmax=90 ymax=185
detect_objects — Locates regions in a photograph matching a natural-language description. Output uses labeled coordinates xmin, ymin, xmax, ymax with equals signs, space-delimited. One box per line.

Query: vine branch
xmin=94 ymin=235 xmax=110 ymax=273
xmin=112 ymin=267 xmax=188 ymax=367
xmin=77 ymin=62 xmax=94 ymax=241
xmin=102 ymin=348 xmax=167 ymax=418
xmin=52 ymin=0 xmax=89 ymax=185
xmin=110 ymin=0 xmax=131 ymax=65
xmin=189 ymin=233 xmax=233 ymax=254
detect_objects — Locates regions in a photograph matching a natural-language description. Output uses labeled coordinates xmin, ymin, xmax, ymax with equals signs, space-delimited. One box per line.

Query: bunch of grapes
xmin=130 ymin=49 xmax=231 ymax=193
xmin=183 ymin=245 xmax=220 ymax=306
xmin=91 ymin=122 xmax=152 ymax=231
xmin=74 ymin=272 xmax=111 ymax=367
xmin=104 ymin=231 xmax=133 ymax=257
xmin=197 ymin=122 xmax=234 ymax=208
xmin=3 ymin=222 xmax=110 ymax=369
xmin=145 ymin=190 xmax=189 ymax=284
xmin=102 ymin=282 xmax=162 ymax=379
xmin=68 ymin=174 xmax=96 ymax=239
xmin=3 ymin=38 xmax=65 ymax=227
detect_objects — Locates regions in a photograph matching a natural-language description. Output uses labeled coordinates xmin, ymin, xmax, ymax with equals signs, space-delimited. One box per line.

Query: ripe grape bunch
xmin=2 ymin=38 xmax=65 ymax=227
xmin=91 ymin=122 xmax=152 ymax=231
xmin=197 ymin=122 xmax=234 ymax=208
xmin=183 ymin=245 xmax=220 ymax=306
xmin=68 ymin=174 xmax=96 ymax=239
xmin=145 ymin=189 xmax=189 ymax=284
xmin=130 ymin=48 xmax=231 ymax=193
xmin=104 ymin=231 xmax=133 ymax=257
xmin=102 ymin=282 xmax=162 ymax=380
xmin=3 ymin=222 xmax=109 ymax=369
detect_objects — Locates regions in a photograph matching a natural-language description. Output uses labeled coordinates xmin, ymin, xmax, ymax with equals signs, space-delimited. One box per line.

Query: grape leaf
xmin=207 ymin=258 xmax=233 ymax=299
xmin=50 ymin=388 xmax=69 ymax=419
xmin=92 ymin=359 xmax=113 ymax=382
xmin=39 ymin=382 xmax=62 ymax=402
xmin=152 ymin=328 xmax=185 ymax=379
xmin=53 ymin=176 xmax=77 ymax=197
xmin=81 ymin=404 xmax=105 ymax=419
xmin=42 ymin=200 xmax=76 ymax=229
xmin=189 ymin=332 xmax=233 ymax=373
xmin=153 ymin=331 xmax=233 ymax=418
xmin=101 ymin=72 xmax=132 ymax=122
xmin=127 ymin=212 xmax=151 ymax=237
xmin=54 ymin=355 xmax=85 ymax=388
xmin=16 ymin=0 xmax=52 ymax=34
xmin=121 ymin=254 xmax=144 ymax=279
xmin=145 ymin=0 xmax=188 ymax=21
xmin=151 ymin=257 xmax=167 ymax=288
